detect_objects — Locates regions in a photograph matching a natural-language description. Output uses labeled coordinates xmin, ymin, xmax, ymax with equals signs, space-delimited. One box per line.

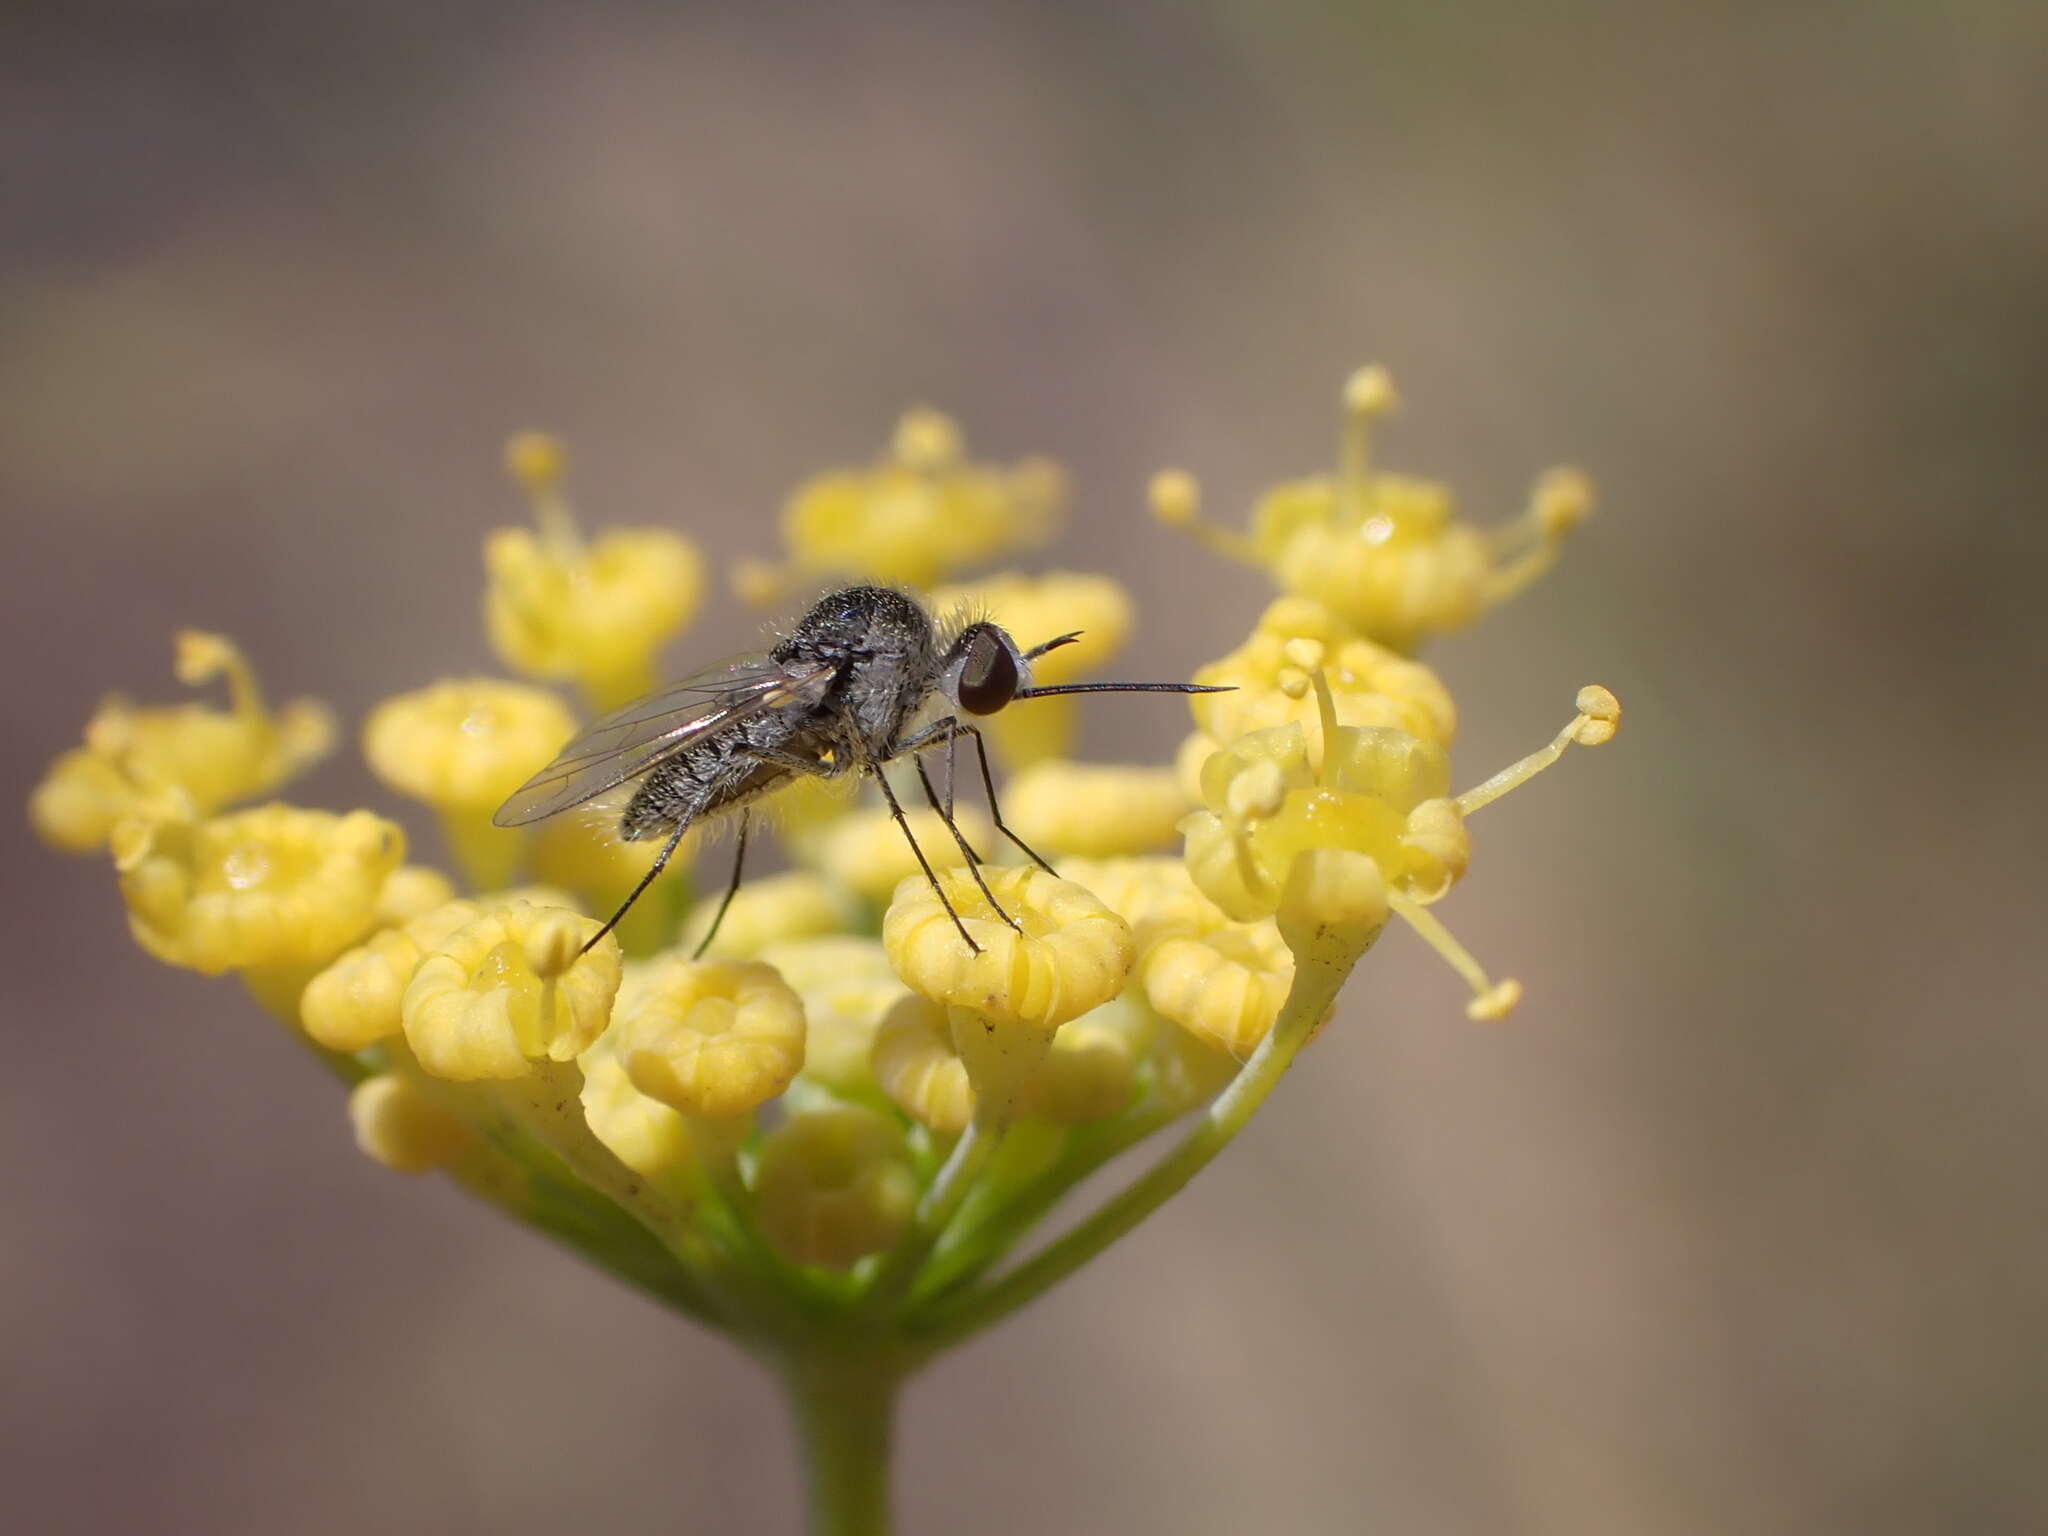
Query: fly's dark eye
xmin=957 ymin=628 xmax=1019 ymax=715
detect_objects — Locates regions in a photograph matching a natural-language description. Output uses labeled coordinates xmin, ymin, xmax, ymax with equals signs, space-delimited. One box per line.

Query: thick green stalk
xmin=783 ymin=1344 xmax=905 ymax=1536
xmin=907 ymin=954 xmax=1351 ymax=1349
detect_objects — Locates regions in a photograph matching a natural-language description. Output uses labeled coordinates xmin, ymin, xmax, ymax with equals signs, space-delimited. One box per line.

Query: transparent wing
xmin=491 ymin=653 xmax=835 ymax=827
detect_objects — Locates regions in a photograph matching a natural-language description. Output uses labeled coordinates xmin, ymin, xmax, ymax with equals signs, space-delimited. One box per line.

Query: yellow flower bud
xmin=1158 ymin=369 xmax=1588 ymax=651
xmin=772 ymin=412 xmax=1062 ymax=590
xmin=1143 ymin=919 xmax=1294 ymax=1060
xmin=30 ymin=633 xmax=332 ymax=853
xmin=883 ymin=867 xmax=1133 ymax=1035
xmin=348 ymin=1072 xmax=471 ymax=1174
xmin=402 ymin=902 xmax=622 ymax=1081
xmin=486 ymin=434 xmax=705 ymax=712
xmin=372 ymin=865 xmax=460 ymax=928
xmin=752 ymin=1106 xmax=917 ymax=1271
xmin=758 ymin=936 xmax=907 ymax=1098
xmin=805 ymin=804 xmax=991 ymax=907
xmin=112 ymin=801 xmax=404 ymax=975
xmin=1053 ymin=856 xmax=1230 ymax=952
xmin=617 ymin=956 xmax=805 ymax=1118
xmin=364 ymin=679 xmax=575 ymax=813
xmin=871 ymin=995 xmax=975 ymax=1135
xmin=576 ymin=1019 xmax=749 ymax=1193
xmin=364 ymin=677 xmax=576 ymax=890
xmin=302 ymin=896 xmax=489 ymax=1051
xmin=870 ymin=990 xmax=1143 ymax=1130
xmin=1000 ymin=761 xmax=1191 ymax=859
xmin=678 ymin=871 xmax=858 ymax=960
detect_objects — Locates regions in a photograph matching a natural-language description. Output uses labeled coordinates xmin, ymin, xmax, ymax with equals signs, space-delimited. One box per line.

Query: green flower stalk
xmin=30 ymin=368 xmax=1620 ymax=1535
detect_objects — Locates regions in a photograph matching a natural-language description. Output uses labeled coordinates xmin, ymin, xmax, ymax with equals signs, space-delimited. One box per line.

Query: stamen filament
xmin=1387 ymin=889 xmax=1521 ymax=1020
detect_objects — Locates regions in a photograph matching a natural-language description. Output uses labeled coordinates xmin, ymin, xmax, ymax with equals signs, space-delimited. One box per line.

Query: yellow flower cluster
xmin=1153 ymin=367 xmax=1590 ymax=652
xmin=31 ymin=379 xmax=1619 ymax=1304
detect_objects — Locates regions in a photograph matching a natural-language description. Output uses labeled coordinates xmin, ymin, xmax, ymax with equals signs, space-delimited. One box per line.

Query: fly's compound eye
xmin=957 ymin=627 xmax=1021 ymax=716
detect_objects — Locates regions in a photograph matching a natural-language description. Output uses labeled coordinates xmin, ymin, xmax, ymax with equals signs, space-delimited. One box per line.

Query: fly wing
xmin=491 ymin=653 xmax=836 ymax=827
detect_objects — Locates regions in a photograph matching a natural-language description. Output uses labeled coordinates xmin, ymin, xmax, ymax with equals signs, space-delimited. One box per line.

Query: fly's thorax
xmin=780 ymin=586 xmax=941 ymax=759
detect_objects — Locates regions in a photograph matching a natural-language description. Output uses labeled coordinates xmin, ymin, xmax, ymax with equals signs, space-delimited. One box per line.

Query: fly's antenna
xmin=1023 ymin=632 xmax=1083 ymax=661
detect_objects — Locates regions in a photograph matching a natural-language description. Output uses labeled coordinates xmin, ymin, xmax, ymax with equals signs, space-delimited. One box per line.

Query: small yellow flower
xmin=372 ymin=865 xmax=461 ymax=928
xmin=348 ymin=1072 xmax=472 ymax=1174
xmin=1152 ymin=368 xmax=1590 ymax=651
xmin=1182 ymin=656 xmax=1620 ymax=1014
xmin=617 ymin=956 xmax=806 ymax=1119
xmin=926 ymin=570 xmax=1133 ymax=764
xmin=301 ymin=897 xmax=491 ymax=1051
xmin=112 ymin=801 xmax=404 ymax=976
xmin=757 ymin=936 xmax=907 ymax=1099
xmin=363 ymin=677 xmax=575 ymax=890
xmin=1052 ymin=856 xmax=1231 ymax=953
xmin=678 ymin=871 xmax=859 ymax=960
xmin=30 ymin=632 xmax=333 ymax=854
xmin=402 ymin=902 xmax=622 ymax=1080
xmin=1186 ymin=596 xmax=1456 ymax=751
xmin=870 ymin=991 xmax=1143 ymax=1130
xmin=803 ymin=803 xmax=992 ymax=907
xmin=486 ymin=432 xmax=706 ymax=712
xmin=1001 ymin=761 xmax=1191 ymax=859
xmin=758 ymin=410 xmax=1062 ymax=594
xmin=871 ymin=996 xmax=976 ymax=1135
xmin=752 ymin=1106 xmax=918 ymax=1271
xmin=1143 ymin=918 xmax=1295 ymax=1060
xmin=883 ymin=867 xmax=1133 ymax=1035
xmin=577 ymin=1019 xmax=750 ymax=1195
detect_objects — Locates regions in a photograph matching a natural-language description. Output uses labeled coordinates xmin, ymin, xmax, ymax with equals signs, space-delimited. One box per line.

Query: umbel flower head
xmin=30 ymin=372 xmax=1623 ymax=1535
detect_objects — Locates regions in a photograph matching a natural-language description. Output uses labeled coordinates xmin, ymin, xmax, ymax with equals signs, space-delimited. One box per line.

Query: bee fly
xmin=493 ymin=584 xmax=1227 ymax=956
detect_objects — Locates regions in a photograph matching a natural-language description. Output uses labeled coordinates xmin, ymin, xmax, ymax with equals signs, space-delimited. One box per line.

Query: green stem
xmin=864 ymin=1112 xmax=1000 ymax=1307
xmin=783 ymin=1345 xmax=904 ymax=1536
xmin=909 ymin=956 xmax=1351 ymax=1349
xmin=914 ymin=1103 xmax=1181 ymax=1303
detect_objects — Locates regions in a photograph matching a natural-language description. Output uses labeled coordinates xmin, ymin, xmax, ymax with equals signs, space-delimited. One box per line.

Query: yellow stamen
xmin=1455 ymin=685 xmax=1622 ymax=816
xmin=1386 ymin=888 xmax=1521 ymax=1021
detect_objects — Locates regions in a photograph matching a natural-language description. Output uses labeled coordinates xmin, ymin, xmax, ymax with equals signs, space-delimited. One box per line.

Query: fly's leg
xmin=911 ymin=755 xmax=1019 ymax=934
xmin=690 ymin=811 xmax=750 ymax=959
xmin=863 ymin=740 xmax=983 ymax=953
xmin=959 ymin=722 xmax=1059 ymax=876
xmin=584 ymin=812 xmax=696 ymax=954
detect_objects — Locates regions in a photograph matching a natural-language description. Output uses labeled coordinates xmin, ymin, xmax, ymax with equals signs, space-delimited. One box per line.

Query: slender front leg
xmin=910 ymin=756 xmax=1018 ymax=933
xmin=961 ymin=723 xmax=1059 ymax=876
xmin=863 ymin=741 xmax=983 ymax=953
xmin=690 ymin=811 xmax=751 ymax=959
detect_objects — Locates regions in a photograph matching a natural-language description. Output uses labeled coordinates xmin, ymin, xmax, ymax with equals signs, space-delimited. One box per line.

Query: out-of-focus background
xmin=4 ymin=2 xmax=2043 ymax=1532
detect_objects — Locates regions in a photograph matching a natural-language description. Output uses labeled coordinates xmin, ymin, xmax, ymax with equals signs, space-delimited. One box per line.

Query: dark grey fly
xmin=493 ymin=584 xmax=1226 ymax=955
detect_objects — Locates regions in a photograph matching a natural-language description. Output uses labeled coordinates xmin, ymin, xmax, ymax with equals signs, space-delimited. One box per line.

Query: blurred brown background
xmin=4 ymin=2 xmax=2044 ymax=1532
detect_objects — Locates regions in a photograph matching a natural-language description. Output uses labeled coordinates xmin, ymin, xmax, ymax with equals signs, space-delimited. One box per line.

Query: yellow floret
xmin=766 ymin=410 xmax=1062 ymax=592
xmin=402 ymin=902 xmax=622 ymax=1080
xmin=301 ymin=897 xmax=490 ymax=1051
xmin=882 ymin=867 xmax=1134 ymax=1035
xmin=349 ymin=1073 xmax=472 ymax=1174
xmin=1001 ymin=761 xmax=1191 ymax=859
xmin=752 ymin=1106 xmax=918 ymax=1271
xmin=757 ymin=936 xmax=907 ymax=1098
xmin=486 ymin=432 xmax=706 ymax=712
xmin=576 ymin=1019 xmax=749 ymax=1195
xmin=30 ymin=632 xmax=333 ymax=854
xmin=111 ymin=801 xmax=404 ymax=976
xmin=871 ymin=995 xmax=976 ymax=1136
xmin=363 ymin=677 xmax=575 ymax=890
xmin=617 ymin=956 xmax=806 ymax=1118
xmin=372 ymin=865 xmax=461 ymax=928
xmin=1143 ymin=919 xmax=1295 ymax=1060
xmin=364 ymin=678 xmax=575 ymax=812
xmin=678 ymin=871 xmax=858 ymax=960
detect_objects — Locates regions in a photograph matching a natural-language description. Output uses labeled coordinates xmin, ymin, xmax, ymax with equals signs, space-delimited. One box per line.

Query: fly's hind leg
xmin=689 ymin=811 xmax=751 ymax=959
